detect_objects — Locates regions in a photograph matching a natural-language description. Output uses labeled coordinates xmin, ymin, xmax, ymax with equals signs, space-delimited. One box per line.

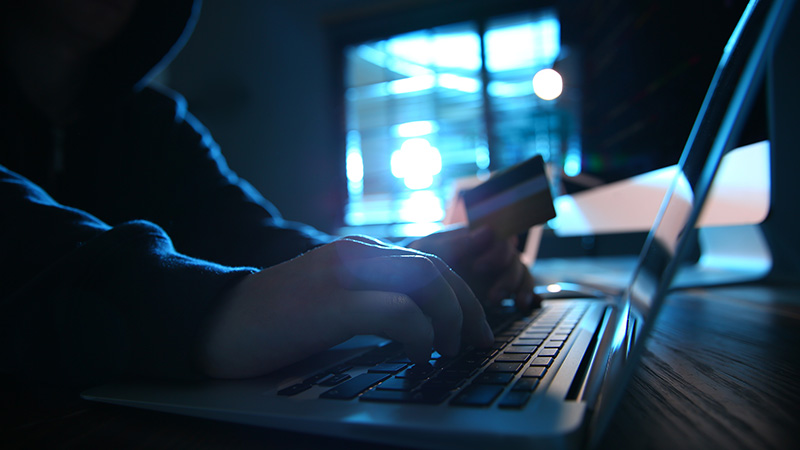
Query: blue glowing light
xmin=393 ymin=121 xmax=439 ymax=138
xmin=485 ymin=17 xmax=560 ymax=73
xmin=391 ymin=138 xmax=442 ymax=190
xmin=346 ymin=151 xmax=364 ymax=184
xmin=475 ymin=145 xmax=490 ymax=169
xmin=564 ymin=151 xmax=582 ymax=177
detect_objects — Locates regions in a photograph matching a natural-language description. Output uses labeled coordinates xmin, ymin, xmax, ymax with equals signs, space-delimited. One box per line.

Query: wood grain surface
xmin=598 ymin=285 xmax=800 ymax=449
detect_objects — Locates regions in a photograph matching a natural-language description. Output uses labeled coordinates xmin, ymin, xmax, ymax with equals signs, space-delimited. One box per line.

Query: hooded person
xmin=0 ymin=0 xmax=534 ymax=388
xmin=0 ymin=0 xmax=337 ymax=386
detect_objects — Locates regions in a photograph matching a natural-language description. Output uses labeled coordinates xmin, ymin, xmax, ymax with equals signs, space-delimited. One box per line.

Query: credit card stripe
xmin=466 ymin=175 xmax=550 ymax=221
xmin=470 ymin=190 xmax=556 ymax=237
xmin=463 ymin=155 xmax=546 ymax=203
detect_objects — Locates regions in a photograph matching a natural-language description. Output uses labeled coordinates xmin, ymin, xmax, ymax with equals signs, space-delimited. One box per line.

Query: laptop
xmin=82 ymin=0 xmax=793 ymax=448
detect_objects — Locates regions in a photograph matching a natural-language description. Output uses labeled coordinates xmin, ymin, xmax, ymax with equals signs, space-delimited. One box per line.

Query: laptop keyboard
xmin=278 ymin=303 xmax=589 ymax=409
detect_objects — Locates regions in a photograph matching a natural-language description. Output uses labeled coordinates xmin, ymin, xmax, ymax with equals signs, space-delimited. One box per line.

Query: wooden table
xmin=598 ymin=284 xmax=800 ymax=449
xmin=3 ymin=283 xmax=799 ymax=449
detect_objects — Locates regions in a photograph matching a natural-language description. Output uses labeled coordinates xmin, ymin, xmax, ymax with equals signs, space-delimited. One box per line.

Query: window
xmin=342 ymin=9 xmax=576 ymax=236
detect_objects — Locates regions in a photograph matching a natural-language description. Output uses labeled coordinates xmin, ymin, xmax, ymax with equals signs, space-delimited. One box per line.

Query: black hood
xmin=0 ymin=0 xmax=201 ymax=103
xmin=0 ymin=0 xmax=202 ymax=187
xmin=92 ymin=0 xmax=201 ymax=96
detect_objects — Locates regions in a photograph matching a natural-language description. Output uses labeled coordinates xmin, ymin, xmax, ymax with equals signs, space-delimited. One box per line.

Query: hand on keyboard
xmin=408 ymin=226 xmax=537 ymax=312
xmin=199 ymin=236 xmax=495 ymax=379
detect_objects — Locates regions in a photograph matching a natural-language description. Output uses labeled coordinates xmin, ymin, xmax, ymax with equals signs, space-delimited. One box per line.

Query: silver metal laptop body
xmin=82 ymin=1 xmax=793 ymax=448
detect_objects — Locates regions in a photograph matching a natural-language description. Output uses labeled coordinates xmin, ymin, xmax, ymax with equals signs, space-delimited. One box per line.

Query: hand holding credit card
xmin=462 ymin=154 xmax=557 ymax=238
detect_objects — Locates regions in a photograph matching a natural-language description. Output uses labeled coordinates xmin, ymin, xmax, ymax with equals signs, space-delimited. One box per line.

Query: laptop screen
xmin=591 ymin=0 xmax=794 ymax=443
xmin=626 ymin=0 xmax=790 ymax=327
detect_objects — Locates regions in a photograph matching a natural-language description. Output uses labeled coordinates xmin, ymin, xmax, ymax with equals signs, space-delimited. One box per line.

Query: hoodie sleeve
xmin=0 ymin=165 xmax=256 ymax=386
xmin=120 ymin=86 xmax=334 ymax=269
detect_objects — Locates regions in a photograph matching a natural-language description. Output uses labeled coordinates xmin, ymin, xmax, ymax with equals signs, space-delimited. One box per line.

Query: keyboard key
xmin=512 ymin=378 xmax=540 ymax=392
xmin=376 ymin=377 xmax=421 ymax=391
xmin=544 ymin=340 xmax=564 ymax=348
xmin=496 ymin=331 xmax=519 ymax=338
xmin=360 ymin=388 xmax=450 ymax=404
xmin=346 ymin=344 xmax=403 ymax=366
xmin=498 ymin=390 xmax=531 ymax=409
xmin=522 ymin=366 xmax=546 ymax=378
xmin=451 ymin=384 xmax=504 ymax=407
xmin=368 ymin=363 xmax=408 ymax=374
xmin=538 ymin=348 xmax=558 ymax=357
xmin=491 ymin=341 xmax=508 ymax=350
xmin=504 ymin=345 xmax=538 ymax=354
xmin=530 ymin=356 xmax=553 ymax=367
xmin=514 ymin=339 xmax=543 ymax=346
xmin=277 ymin=383 xmax=312 ymax=396
xmin=318 ymin=373 xmax=351 ymax=386
xmin=437 ymin=367 xmax=478 ymax=380
xmin=320 ymin=373 xmax=390 ymax=400
xmin=474 ymin=372 xmax=515 ymax=385
xmin=450 ymin=357 xmax=489 ymax=370
xmin=396 ymin=363 xmax=437 ymax=380
xmin=386 ymin=356 xmax=412 ymax=364
xmin=468 ymin=348 xmax=499 ymax=358
xmin=523 ymin=333 xmax=549 ymax=340
xmin=303 ymin=372 xmax=331 ymax=385
xmin=523 ymin=330 xmax=547 ymax=336
xmin=484 ymin=362 xmax=523 ymax=374
xmin=423 ymin=377 xmax=466 ymax=391
xmin=495 ymin=353 xmax=531 ymax=363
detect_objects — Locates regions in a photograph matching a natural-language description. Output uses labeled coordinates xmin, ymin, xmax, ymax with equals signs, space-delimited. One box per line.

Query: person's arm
xmin=0 ymin=166 xmax=255 ymax=386
xmin=132 ymin=86 xmax=333 ymax=270
xmin=1 ymin=167 xmax=493 ymax=385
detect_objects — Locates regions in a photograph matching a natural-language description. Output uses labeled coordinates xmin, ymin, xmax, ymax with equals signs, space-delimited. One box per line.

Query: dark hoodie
xmin=0 ymin=0 xmax=330 ymax=386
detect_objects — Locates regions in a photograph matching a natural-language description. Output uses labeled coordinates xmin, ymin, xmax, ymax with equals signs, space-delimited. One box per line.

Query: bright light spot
xmin=398 ymin=190 xmax=445 ymax=223
xmin=346 ymin=151 xmax=364 ymax=183
xmin=564 ymin=151 xmax=582 ymax=177
xmin=532 ymin=68 xmax=563 ymax=100
xmin=486 ymin=17 xmax=561 ymax=72
xmin=391 ymin=138 xmax=442 ymax=190
xmin=393 ymin=221 xmax=445 ymax=237
xmin=393 ymin=121 xmax=439 ymax=138
xmin=475 ymin=145 xmax=490 ymax=169
xmin=437 ymin=74 xmax=481 ymax=93
xmin=386 ymin=31 xmax=481 ymax=71
xmin=430 ymin=32 xmax=481 ymax=70
xmin=546 ymin=284 xmax=562 ymax=293
xmin=389 ymin=75 xmax=436 ymax=95
xmin=488 ymin=80 xmax=534 ymax=98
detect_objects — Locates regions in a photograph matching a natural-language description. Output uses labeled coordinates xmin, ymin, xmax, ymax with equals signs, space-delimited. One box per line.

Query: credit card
xmin=462 ymin=154 xmax=556 ymax=238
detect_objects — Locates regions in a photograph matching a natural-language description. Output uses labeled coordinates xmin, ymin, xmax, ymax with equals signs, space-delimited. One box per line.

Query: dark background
xmin=165 ymin=0 xmax=759 ymax=233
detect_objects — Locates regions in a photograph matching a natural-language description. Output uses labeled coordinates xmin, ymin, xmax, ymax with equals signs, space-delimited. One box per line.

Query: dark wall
xmin=166 ymin=0 xmax=354 ymax=232
xmin=560 ymin=0 xmax=757 ymax=182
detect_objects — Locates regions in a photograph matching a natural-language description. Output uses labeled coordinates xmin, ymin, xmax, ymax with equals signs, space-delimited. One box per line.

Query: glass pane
xmin=485 ymin=10 xmax=567 ymax=175
xmin=342 ymin=9 xmax=576 ymax=234
xmin=344 ymin=21 xmax=485 ymax=231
